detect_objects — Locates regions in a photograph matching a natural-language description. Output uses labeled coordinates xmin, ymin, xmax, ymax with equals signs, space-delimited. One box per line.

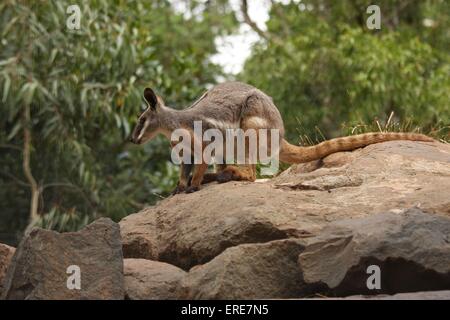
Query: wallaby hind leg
xmin=187 ymin=172 xmax=219 ymax=186
xmin=188 ymin=164 xmax=255 ymax=185
xmin=214 ymin=128 xmax=258 ymax=183
xmin=216 ymin=164 xmax=256 ymax=183
xmin=200 ymin=173 xmax=220 ymax=184
xmin=190 ymin=164 xmax=227 ymax=185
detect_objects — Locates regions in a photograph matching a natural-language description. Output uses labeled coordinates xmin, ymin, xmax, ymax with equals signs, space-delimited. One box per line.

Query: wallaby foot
xmin=187 ymin=163 xmax=208 ymax=193
xmin=187 ymin=173 xmax=218 ymax=186
xmin=185 ymin=185 xmax=199 ymax=193
xmin=171 ymin=184 xmax=186 ymax=195
xmin=216 ymin=165 xmax=256 ymax=184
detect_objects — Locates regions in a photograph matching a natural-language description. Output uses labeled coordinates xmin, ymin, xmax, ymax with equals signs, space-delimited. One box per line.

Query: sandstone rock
xmin=181 ymin=239 xmax=311 ymax=299
xmin=120 ymin=141 xmax=450 ymax=270
xmin=124 ymin=259 xmax=186 ymax=300
xmin=0 ymin=244 xmax=15 ymax=296
xmin=341 ymin=290 xmax=450 ymax=300
xmin=298 ymin=208 xmax=450 ymax=296
xmin=1 ymin=218 xmax=124 ymax=300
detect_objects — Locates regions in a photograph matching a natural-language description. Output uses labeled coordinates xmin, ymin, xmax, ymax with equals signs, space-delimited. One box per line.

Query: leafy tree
xmin=0 ymin=0 xmax=237 ymax=242
xmin=240 ymin=0 xmax=450 ymax=142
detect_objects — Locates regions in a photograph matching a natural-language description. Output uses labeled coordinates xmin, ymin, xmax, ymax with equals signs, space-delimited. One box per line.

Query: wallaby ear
xmin=143 ymin=87 xmax=158 ymax=110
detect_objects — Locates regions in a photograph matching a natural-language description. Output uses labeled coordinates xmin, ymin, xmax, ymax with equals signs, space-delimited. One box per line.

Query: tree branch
xmin=241 ymin=0 xmax=271 ymax=41
xmin=0 ymin=171 xmax=29 ymax=187
xmin=0 ymin=144 xmax=22 ymax=151
xmin=22 ymin=104 xmax=40 ymax=222
xmin=241 ymin=0 xmax=285 ymax=47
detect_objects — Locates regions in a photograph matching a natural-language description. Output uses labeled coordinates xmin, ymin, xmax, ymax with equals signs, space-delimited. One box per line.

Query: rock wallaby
xmin=130 ymin=81 xmax=434 ymax=194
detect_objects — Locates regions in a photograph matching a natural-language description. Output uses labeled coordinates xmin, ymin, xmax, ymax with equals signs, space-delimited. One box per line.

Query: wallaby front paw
xmin=172 ymin=185 xmax=186 ymax=195
xmin=185 ymin=186 xmax=199 ymax=193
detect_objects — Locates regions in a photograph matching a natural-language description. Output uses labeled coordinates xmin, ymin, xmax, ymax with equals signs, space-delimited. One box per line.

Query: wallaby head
xmin=130 ymin=88 xmax=166 ymax=144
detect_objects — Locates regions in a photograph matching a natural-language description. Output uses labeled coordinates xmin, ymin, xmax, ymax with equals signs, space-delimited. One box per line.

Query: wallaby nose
xmin=129 ymin=137 xmax=135 ymax=144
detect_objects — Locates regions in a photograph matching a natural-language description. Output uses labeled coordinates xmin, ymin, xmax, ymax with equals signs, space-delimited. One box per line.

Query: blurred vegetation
xmin=0 ymin=0 xmax=449 ymax=242
xmin=240 ymin=0 xmax=450 ymax=142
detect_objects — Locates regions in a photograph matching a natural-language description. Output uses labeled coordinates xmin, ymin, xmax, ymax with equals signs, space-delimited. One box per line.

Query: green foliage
xmin=0 ymin=0 xmax=237 ymax=242
xmin=34 ymin=207 xmax=91 ymax=233
xmin=240 ymin=0 xmax=450 ymax=142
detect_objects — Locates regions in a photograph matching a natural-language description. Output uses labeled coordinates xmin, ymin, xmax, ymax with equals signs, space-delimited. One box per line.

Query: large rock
xmin=1 ymin=218 xmax=124 ymax=300
xmin=124 ymin=259 xmax=186 ymax=300
xmin=298 ymin=208 xmax=450 ymax=296
xmin=0 ymin=244 xmax=15 ymax=296
xmin=181 ymin=239 xmax=310 ymax=299
xmin=120 ymin=141 xmax=450 ymax=270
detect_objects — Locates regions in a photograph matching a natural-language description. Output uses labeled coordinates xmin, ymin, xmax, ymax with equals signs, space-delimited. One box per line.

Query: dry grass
xmin=295 ymin=112 xmax=449 ymax=146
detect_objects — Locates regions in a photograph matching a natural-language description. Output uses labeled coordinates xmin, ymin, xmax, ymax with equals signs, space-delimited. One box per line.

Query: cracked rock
xmin=124 ymin=258 xmax=186 ymax=300
xmin=1 ymin=218 xmax=124 ymax=300
xmin=0 ymin=244 xmax=15 ymax=296
xmin=180 ymin=239 xmax=311 ymax=299
xmin=298 ymin=208 xmax=450 ymax=296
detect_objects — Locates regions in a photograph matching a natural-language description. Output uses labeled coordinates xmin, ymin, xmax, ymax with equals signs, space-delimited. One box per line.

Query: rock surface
xmin=337 ymin=290 xmax=450 ymax=300
xmin=4 ymin=140 xmax=447 ymax=300
xmin=0 ymin=244 xmax=15 ymax=296
xmin=124 ymin=259 xmax=186 ymax=300
xmin=181 ymin=239 xmax=310 ymax=299
xmin=1 ymin=218 xmax=124 ymax=300
xmin=120 ymin=141 xmax=450 ymax=271
xmin=298 ymin=208 xmax=450 ymax=296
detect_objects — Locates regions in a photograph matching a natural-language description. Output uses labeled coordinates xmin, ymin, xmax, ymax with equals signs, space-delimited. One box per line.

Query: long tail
xmin=279 ymin=132 xmax=434 ymax=164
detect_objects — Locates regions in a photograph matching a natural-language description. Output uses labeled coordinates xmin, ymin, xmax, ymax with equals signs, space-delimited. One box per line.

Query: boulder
xmin=0 ymin=244 xmax=15 ymax=296
xmin=1 ymin=218 xmax=124 ymax=300
xmin=181 ymin=239 xmax=310 ymax=299
xmin=298 ymin=208 xmax=450 ymax=296
xmin=120 ymin=141 xmax=450 ymax=270
xmin=120 ymin=198 xmax=289 ymax=270
xmin=124 ymin=259 xmax=186 ymax=300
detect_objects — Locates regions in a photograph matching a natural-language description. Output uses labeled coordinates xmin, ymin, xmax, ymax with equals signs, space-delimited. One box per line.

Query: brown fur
xmin=279 ymin=132 xmax=434 ymax=163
